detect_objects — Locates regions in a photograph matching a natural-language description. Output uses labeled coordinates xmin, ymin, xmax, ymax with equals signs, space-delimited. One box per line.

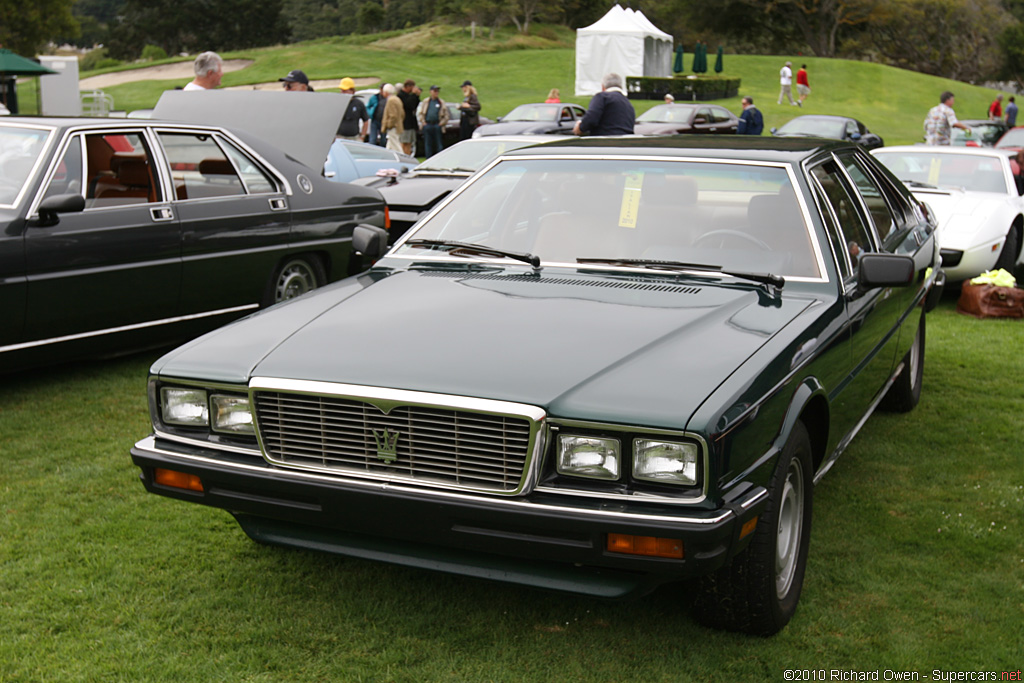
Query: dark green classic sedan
xmin=131 ymin=136 xmax=944 ymax=635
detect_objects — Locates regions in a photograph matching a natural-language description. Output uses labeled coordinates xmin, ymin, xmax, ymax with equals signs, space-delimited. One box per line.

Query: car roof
xmin=499 ymin=134 xmax=851 ymax=163
xmin=873 ymin=144 xmax=1010 ymax=158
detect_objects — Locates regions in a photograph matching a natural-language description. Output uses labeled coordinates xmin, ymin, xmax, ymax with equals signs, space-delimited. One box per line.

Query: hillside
xmin=51 ymin=24 xmax=1013 ymax=145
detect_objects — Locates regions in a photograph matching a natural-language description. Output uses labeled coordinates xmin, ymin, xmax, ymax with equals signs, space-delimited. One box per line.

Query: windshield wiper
xmin=406 ymin=239 xmax=541 ymax=268
xmin=577 ymin=258 xmax=785 ymax=290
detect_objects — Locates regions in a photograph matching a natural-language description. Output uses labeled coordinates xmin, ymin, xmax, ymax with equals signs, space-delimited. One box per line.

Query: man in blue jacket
xmin=737 ymin=96 xmax=763 ymax=135
xmin=573 ymin=73 xmax=635 ymax=136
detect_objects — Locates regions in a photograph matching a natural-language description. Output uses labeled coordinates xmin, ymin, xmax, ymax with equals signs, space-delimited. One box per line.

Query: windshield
xmin=777 ymin=118 xmax=844 ymax=139
xmin=0 ymin=125 xmax=51 ymax=206
xmin=503 ymin=104 xmax=560 ymax=122
xmin=637 ymin=105 xmax=694 ymax=123
xmin=873 ymin=151 xmax=1010 ymax=194
xmin=414 ymin=138 xmax=542 ymax=173
xmin=995 ymin=128 xmax=1024 ymax=149
xmin=395 ymin=157 xmax=821 ymax=279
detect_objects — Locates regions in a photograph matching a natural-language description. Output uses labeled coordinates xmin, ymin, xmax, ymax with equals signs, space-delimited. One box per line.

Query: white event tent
xmin=574 ymin=4 xmax=673 ymax=96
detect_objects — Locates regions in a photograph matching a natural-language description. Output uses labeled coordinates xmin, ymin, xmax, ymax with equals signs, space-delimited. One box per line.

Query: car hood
xmin=155 ymin=267 xmax=813 ymax=430
xmin=475 ymin=122 xmax=566 ymax=136
xmin=908 ymin=186 xmax=1010 ymax=246
xmin=376 ymin=175 xmax=467 ymax=209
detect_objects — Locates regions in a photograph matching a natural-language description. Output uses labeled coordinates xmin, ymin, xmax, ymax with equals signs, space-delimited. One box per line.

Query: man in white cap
xmin=778 ymin=61 xmax=797 ymax=106
xmin=337 ymin=77 xmax=369 ymax=141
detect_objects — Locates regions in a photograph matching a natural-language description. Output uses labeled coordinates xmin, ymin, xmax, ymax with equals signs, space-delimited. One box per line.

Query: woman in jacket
xmin=457 ymin=80 xmax=481 ymax=141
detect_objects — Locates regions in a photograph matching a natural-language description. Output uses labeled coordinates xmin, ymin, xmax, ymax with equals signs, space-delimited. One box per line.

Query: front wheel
xmin=263 ymin=255 xmax=326 ymax=307
xmin=691 ymin=421 xmax=813 ymax=635
xmin=994 ymin=224 xmax=1019 ymax=273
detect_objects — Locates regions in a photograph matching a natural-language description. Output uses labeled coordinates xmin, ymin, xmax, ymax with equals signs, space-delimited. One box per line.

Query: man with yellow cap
xmin=337 ymin=77 xmax=370 ymax=141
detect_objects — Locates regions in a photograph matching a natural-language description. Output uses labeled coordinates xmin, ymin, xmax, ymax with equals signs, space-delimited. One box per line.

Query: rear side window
xmin=158 ymin=132 xmax=245 ymax=200
xmin=77 ymin=131 xmax=160 ymax=208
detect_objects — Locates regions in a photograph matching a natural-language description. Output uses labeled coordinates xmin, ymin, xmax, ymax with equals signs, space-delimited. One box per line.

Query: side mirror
xmin=850 ymin=132 xmax=862 ymax=140
xmin=36 ymin=193 xmax=85 ymax=226
xmin=858 ymin=253 xmax=915 ymax=290
xmin=353 ymin=224 xmax=389 ymax=261
xmin=693 ymin=116 xmax=707 ymax=125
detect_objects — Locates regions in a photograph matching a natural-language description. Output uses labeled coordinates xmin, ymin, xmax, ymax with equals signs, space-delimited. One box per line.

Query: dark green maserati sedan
xmin=131 ymin=136 xmax=944 ymax=635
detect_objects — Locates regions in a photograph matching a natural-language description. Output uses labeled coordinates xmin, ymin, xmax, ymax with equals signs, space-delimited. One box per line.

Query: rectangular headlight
xmin=633 ymin=439 xmax=699 ymax=485
xmin=210 ymin=394 xmax=255 ymax=435
xmin=161 ymin=388 xmax=209 ymax=427
xmin=557 ymin=435 xmax=620 ymax=480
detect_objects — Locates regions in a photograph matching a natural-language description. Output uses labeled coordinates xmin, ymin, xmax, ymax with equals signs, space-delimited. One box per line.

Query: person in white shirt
xmin=778 ymin=61 xmax=797 ymax=106
xmin=184 ymin=52 xmax=223 ymax=91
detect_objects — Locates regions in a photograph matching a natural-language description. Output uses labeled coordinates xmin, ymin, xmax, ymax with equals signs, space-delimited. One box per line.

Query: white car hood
xmin=910 ymin=187 xmax=1015 ymax=249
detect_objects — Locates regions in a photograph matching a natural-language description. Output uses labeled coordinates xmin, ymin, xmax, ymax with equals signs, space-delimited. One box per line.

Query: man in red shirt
xmin=989 ymin=94 xmax=1004 ymax=121
xmin=796 ymin=65 xmax=810 ymax=105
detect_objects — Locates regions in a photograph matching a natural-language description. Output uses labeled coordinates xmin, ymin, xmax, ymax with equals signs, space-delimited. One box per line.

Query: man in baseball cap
xmin=280 ymin=69 xmax=314 ymax=92
xmin=336 ymin=77 xmax=369 ymax=141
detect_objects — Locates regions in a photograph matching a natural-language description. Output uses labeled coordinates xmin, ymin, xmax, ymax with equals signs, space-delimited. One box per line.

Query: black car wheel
xmin=692 ymin=421 xmax=813 ymax=635
xmin=264 ymin=255 xmax=326 ymax=306
xmin=880 ymin=313 xmax=925 ymax=413
xmin=994 ymin=224 xmax=1020 ymax=272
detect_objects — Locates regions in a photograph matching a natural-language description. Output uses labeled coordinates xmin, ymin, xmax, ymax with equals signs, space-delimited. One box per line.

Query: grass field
xmin=16 ymin=23 xmax=1012 ymax=146
xmin=1 ymin=294 xmax=1022 ymax=681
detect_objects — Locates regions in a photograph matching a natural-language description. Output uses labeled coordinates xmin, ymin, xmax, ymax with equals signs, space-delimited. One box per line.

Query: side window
xmin=810 ymin=161 xmax=874 ymax=278
xmin=158 ymin=131 xmax=244 ymax=200
xmin=41 ymin=136 xmax=84 ymax=203
xmin=839 ymin=153 xmax=896 ymax=242
xmin=712 ymin=107 xmax=730 ymax=123
xmin=846 ymin=120 xmax=859 ymax=138
xmin=83 ymin=131 xmax=160 ymax=208
xmin=220 ymin=138 xmax=277 ymax=194
xmin=696 ymin=108 xmax=711 ymax=122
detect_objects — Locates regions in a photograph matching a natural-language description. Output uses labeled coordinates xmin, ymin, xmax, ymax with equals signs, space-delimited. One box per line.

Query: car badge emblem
xmin=296 ymin=174 xmax=313 ymax=194
xmin=373 ymin=428 xmax=400 ymax=463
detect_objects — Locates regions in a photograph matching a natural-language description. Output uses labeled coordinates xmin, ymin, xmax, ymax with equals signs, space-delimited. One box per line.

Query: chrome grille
xmin=254 ymin=390 xmax=534 ymax=492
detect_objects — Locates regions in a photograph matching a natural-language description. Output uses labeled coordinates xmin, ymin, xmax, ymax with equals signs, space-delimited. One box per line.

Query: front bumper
xmin=131 ymin=435 xmax=767 ymax=599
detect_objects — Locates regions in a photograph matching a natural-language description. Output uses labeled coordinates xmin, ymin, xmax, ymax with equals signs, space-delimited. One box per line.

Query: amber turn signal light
xmin=607 ymin=533 xmax=683 ymax=559
xmin=154 ymin=468 xmax=204 ymax=492
xmin=739 ymin=516 xmax=759 ymax=540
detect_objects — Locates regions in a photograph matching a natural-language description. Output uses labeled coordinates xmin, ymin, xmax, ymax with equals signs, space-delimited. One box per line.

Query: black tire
xmin=691 ymin=421 xmax=813 ymax=636
xmin=263 ymin=255 xmax=326 ymax=307
xmin=880 ymin=313 xmax=925 ymax=413
xmin=994 ymin=225 xmax=1019 ymax=272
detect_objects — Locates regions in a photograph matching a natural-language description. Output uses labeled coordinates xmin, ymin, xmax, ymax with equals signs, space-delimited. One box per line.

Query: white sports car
xmin=872 ymin=145 xmax=1022 ymax=281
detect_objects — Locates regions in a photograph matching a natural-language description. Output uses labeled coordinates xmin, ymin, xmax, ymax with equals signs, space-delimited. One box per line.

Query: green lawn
xmin=1 ymin=295 xmax=1022 ymax=680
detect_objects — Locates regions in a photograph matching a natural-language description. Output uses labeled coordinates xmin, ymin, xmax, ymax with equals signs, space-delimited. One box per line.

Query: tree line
xmin=3 ymin=0 xmax=1024 ymax=88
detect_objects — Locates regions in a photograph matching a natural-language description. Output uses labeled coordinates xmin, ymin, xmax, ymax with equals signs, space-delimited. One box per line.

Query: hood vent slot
xmin=420 ymin=271 xmax=701 ymax=295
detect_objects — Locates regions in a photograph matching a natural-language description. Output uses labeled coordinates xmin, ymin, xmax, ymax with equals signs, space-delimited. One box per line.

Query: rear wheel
xmin=880 ymin=313 xmax=925 ymax=413
xmin=691 ymin=421 xmax=813 ymax=635
xmin=263 ymin=255 xmax=326 ymax=307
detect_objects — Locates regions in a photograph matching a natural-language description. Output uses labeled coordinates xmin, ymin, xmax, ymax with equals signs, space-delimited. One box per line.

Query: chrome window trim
xmin=387 ymin=153 xmax=830 ymax=283
xmin=540 ymin=418 xmax=710 ymax=505
xmin=0 ymin=303 xmax=257 ymax=354
xmin=248 ymin=378 xmax=548 ymax=496
xmin=135 ymin=435 xmax=734 ymax=526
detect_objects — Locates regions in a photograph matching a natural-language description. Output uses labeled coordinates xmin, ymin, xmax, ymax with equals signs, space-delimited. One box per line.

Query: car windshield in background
xmin=636 ymin=104 xmax=694 ymax=123
xmin=951 ymin=123 xmax=1004 ymax=146
xmin=0 ymin=125 xmax=50 ymax=206
xmin=778 ymin=119 xmax=844 ymax=138
xmin=503 ymin=104 xmax=561 ymax=122
xmin=996 ymin=128 xmax=1024 ymax=149
xmin=414 ymin=139 xmax=542 ymax=173
xmin=873 ymin=151 xmax=1009 ymax=193
xmin=397 ymin=157 xmax=822 ymax=279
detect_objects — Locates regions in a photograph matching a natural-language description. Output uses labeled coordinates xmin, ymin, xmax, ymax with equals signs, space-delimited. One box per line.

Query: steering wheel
xmin=693 ymin=229 xmax=772 ymax=251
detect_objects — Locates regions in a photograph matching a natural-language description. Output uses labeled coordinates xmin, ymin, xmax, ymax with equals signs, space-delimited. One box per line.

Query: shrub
xmin=80 ymin=48 xmax=123 ymax=72
xmin=140 ymin=45 xmax=168 ymax=61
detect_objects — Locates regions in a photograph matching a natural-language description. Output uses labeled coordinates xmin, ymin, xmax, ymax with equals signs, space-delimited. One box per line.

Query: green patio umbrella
xmin=674 ymin=44 xmax=684 ymax=74
xmin=714 ymin=46 xmax=724 ymax=73
xmin=0 ymin=49 xmax=57 ymax=112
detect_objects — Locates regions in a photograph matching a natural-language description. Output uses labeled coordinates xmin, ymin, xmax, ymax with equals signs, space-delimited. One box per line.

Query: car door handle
xmin=269 ymin=198 xmax=287 ymax=211
xmin=150 ymin=207 xmax=174 ymax=222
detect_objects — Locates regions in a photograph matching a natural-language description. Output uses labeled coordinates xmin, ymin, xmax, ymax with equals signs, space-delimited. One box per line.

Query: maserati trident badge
xmin=373 ymin=428 xmax=400 ymax=463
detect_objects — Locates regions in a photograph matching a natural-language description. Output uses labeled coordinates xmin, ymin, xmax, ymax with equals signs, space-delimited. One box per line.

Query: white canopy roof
xmin=575 ymin=4 xmax=673 ymax=96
